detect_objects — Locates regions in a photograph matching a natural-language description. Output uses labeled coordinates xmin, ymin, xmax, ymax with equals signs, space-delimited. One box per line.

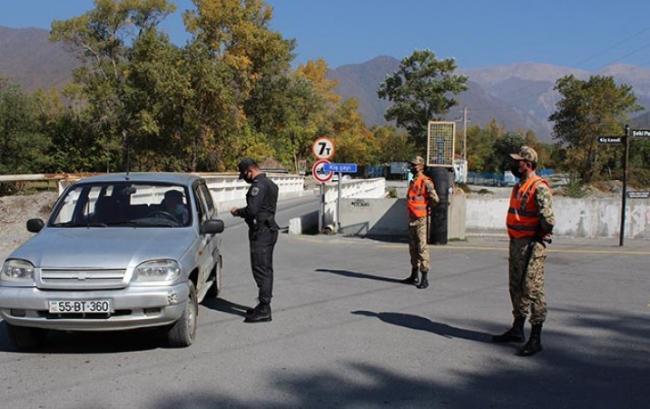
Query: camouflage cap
xmin=510 ymin=146 xmax=538 ymax=163
xmin=409 ymin=155 xmax=426 ymax=165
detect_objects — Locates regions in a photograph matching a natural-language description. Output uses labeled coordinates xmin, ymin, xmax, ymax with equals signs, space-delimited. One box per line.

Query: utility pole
xmin=463 ymin=107 xmax=468 ymax=160
xmin=619 ymin=124 xmax=630 ymax=246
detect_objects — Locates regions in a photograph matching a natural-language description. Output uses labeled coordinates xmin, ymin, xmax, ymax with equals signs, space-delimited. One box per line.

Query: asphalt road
xmin=1 ymin=194 xmax=649 ymax=409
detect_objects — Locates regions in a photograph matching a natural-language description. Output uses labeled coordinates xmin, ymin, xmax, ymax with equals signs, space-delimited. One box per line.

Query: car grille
xmin=39 ymin=269 xmax=127 ymax=290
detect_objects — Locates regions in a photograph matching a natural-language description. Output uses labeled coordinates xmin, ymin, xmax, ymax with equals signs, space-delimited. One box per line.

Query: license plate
xmin=49 ymin=300 xmax=113 ymax=314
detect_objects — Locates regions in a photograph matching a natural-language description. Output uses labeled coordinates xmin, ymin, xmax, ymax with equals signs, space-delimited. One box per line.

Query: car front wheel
xmin=167 ymin=281 xmax=198 ymax=348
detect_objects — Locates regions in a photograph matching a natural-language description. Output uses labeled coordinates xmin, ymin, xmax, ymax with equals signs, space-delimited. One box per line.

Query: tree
xmin=372 ymin=126 xmax=415 ymax=163
xmin=549 ymin=75 xmax=640 ymax=183
xmin=50 ymin=0 xmax=177 ymax=171
xmin=0 ymin=79 xmax=51 ymax=174
xmin=377 ymin=50 xmax=467 ymax=151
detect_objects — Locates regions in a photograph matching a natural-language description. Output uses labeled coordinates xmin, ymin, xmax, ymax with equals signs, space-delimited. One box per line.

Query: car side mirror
xmin=200 ymin=219 xmax=224 ymax=235
xmin=27 ymin=218 xmax=44 ymax=233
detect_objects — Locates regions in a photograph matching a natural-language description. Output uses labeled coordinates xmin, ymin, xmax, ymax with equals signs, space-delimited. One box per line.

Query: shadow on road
xmin=315 ymin=268 xmax=406 ymax=284
xmin=351 ymin=310 xmax=491 ymax=342
xmin=202 ymin=297 xmax=252 ymax=318
xmin=0 ymin=321 xmax=164 ymax=354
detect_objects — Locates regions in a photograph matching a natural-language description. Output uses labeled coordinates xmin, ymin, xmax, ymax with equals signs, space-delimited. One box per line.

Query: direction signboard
xmin=598 ymin=136 xmax=622 ymax=144
xmin=631 ymin=129 xmax=650 ymax=138
xmin=312 ymin=137 xmax=335 ymax=160
xmin=311 ymin=159 xmax=333 ymax=183
xmin=627 ymin=191 xmax=650 ymax=199
xmin=324 ymin=163 xmax=357 ymax=173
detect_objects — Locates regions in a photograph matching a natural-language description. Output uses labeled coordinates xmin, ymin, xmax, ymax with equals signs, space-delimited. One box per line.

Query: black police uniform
xmin=234 ymin=173 xmax=279 ymax=307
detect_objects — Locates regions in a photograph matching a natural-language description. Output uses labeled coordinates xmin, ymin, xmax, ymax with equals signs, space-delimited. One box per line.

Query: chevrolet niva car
xmin=0 ymin=173 xmax=225 ymax=349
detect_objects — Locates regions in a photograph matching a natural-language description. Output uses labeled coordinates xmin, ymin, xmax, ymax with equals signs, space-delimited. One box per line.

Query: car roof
xmin=73 ymin=172 xmax=202 ymax=186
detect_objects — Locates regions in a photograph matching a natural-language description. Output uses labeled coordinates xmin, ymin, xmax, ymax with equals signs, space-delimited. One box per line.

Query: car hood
xmin=9 ymin=227 xmax=197 ymax=269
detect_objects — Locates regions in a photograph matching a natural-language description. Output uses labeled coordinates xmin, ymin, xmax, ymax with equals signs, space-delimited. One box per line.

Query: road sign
xmin=312 ymin=137 xmax=335 ymax=160
xmin=311 ymin=159 xmax=333 ymax=183
xmin=324 ymin=163 xmax=357 ymax=173
xmin=598 ymin=136 xmax=623 ymax=144
xmin=627 ymin=191 xmax=650 ymax=199
xmin=427 ymin=121 xmax=455 ymax=167
xmin=631 ymin=129 xmax=650 ymax=137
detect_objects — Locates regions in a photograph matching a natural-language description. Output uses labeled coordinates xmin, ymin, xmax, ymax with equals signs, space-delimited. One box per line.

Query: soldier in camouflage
xmin=401 ymin=156 xmax=439 ymax=289
xmin=492 ymin=146 xmax=554 ymax=356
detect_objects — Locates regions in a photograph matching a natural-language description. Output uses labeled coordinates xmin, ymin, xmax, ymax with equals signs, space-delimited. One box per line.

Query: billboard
xmin=427 ymin=121 xmax=455 ymax=167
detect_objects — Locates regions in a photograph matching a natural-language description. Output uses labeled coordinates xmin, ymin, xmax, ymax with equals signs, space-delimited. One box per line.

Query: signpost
xmin=597 ymin=136 xmax=622 ymax=144
xmin=323 ymin=163 xmax=358 ymax=232
xmin=311 ymin=159 xmax=333 ymax=183
xmin=311 ymin=138 xmax=336 ymax=233
xmin=323 ymin=163 xmax=357 ymax=173
xmin=627 ymin=191 xmax=650 ymax=199
xmin=631 ymin=129 xmax=650 ymax=138
xmin=426 ymin=121 xmax=455 ymax=167
xmin=312 ymin=137 xmax=335 ymax=160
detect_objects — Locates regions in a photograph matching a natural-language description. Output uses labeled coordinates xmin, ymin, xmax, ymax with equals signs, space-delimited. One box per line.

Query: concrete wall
xmin=322 ymin=178 xmax=386 ymax=228
xmin=335 ymin=192 xmax=466 ymax=240
xmin=466 ymin=196 xmax=650 ymax=239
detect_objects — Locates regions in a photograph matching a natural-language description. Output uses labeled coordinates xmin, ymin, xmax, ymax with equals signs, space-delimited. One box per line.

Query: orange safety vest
xmin=506 ymin=175 xmax=549 ymax=239
xmin=407 ymin=174 xmax=433 ymax=219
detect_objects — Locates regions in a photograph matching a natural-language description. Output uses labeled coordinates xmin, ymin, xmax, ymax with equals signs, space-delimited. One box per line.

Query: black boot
xmin=518 ymin=324 xmax=543 ymax=356
xmin=416 ymin=272 xmax=429 ymax=289
xmin=244 ymin=303 xmax=272 ymax=323
xmin=492 ymin=316 xmax=525 ymax=343
xmin=401 ymin=270 xmax=419 ymax=285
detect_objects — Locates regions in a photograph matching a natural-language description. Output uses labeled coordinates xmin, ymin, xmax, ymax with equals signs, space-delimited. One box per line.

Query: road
xmin=1 ymin=193 xmax=649 ymax=408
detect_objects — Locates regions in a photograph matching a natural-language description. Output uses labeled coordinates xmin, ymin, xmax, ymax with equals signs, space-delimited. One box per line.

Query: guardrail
xmin=0 ymin=173 xmax=304 ymax=205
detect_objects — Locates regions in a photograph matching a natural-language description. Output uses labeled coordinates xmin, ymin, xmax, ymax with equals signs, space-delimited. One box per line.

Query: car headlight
xmin=132 ymin=259 xmax=181 ymax=283
xmin=1 ymin=259 xmax=35 ymax=284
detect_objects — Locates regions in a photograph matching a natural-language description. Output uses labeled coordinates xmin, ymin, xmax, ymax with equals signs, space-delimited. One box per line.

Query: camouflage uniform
xmin=408 ymin=177 xmax=439 ymax=273
xmin=508 ymin=180 xmax=554 ymax=325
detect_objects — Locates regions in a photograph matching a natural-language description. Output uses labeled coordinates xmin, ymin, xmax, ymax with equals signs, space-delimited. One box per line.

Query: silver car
xmin=0 ymin=173 xmax=225 ymax=349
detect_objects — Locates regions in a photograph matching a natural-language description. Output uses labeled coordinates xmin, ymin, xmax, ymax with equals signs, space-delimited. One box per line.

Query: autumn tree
xmin=377 ymin=50 xmax=467 ymax=151
xmin=549 ymin=75 xmax=640 ymax=183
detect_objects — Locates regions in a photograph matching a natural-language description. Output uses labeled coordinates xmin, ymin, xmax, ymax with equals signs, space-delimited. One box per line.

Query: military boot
xmin=400 ymin=269 xmax=419 ymax=285
xmin=416 ymin=271 xmax=429 ymax=289
xmin=518 ymin=324 xmax=543 ymax=356
xmin=492 ymin=316 xmax=525 ymax=343
xmin=244 ymin=303 xmax=272 ymax=323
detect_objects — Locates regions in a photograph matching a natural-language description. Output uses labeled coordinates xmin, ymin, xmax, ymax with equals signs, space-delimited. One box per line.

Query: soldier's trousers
xmin=509 ymin=238 xmax=547 ymax=325
xmin=249 ymin=228 xmax=278 ymax=305
xmin=408 ymin=217 xmax=429 ymax=273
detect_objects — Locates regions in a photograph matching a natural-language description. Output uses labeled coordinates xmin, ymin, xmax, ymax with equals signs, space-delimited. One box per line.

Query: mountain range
xmin=2 ymin=26 xmax=650 ymax=141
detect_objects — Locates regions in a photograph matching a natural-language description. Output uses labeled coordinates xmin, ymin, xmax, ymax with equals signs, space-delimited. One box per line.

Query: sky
xmin=2 ymin=0 xmax=650 ymax=70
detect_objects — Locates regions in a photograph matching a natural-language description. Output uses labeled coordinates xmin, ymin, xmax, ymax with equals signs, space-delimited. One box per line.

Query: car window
xmin=198 ymin=183 xmax=215 ymax=218
xmin=50 ymin=182 xmax=192 ymax=228
xmin=193 ymin=186 xmax=207 ymax=224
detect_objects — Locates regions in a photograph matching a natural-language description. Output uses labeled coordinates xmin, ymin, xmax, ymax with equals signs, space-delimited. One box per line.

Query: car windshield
xmin=49 ymin=182 xmax=192 ymax=228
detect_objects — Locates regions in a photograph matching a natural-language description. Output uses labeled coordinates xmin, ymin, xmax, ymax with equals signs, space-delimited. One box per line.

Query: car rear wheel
xmin=167 ymin=281 xmax=198 ymax=348
xmin=5 ymin=322 xmax=48 ymax=350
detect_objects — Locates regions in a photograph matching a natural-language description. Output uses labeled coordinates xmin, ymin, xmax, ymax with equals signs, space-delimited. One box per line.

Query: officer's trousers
xmin=249 ymin=228 xmax=278 ymax=305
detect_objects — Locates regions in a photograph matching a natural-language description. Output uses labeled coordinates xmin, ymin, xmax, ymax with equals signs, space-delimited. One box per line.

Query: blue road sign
xmin=324 ymin=163 xmax=357 ymax=173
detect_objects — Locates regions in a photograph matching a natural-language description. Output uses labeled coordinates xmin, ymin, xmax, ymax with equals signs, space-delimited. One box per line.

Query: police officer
xmin=230 ymin=158 xmax=279 ymax=323
xmin=492 ymin=146 xmax=554 ymax=356
xmin=401 ymin=156 xmax=439 ymax=289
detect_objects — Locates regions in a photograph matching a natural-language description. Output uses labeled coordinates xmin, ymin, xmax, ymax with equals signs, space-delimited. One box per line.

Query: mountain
xmin=329 ymin=58 xmax=650 ymax=141
xmin=329 ymin=57 xmax=551 ymax=139
xmin=2 ymin=26 xmax=650 ymax=140
xmin=0 ymin=26 xmax=77 ymax=91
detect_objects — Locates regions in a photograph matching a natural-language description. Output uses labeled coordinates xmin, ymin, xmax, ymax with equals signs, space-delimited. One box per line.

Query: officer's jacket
xmin=236 ymin=174 xmax=279 ymax=231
